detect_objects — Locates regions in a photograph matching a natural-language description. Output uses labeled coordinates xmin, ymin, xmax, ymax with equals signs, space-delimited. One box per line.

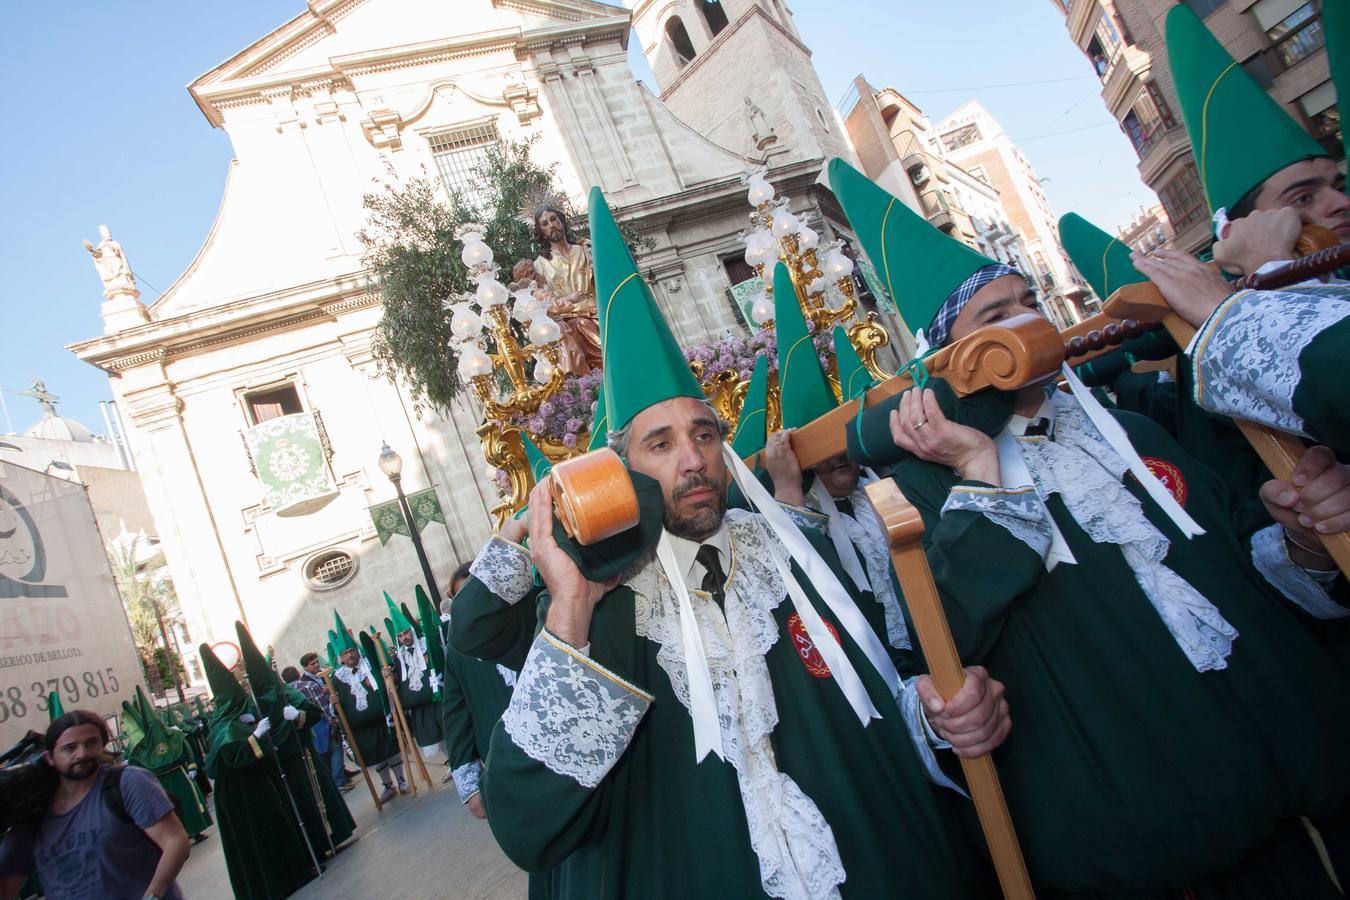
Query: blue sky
xmin=0 ymin=0 xmax=1153 ymax=437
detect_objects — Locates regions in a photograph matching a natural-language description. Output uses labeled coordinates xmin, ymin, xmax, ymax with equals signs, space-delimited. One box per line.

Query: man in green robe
xmin=385 ymin=596 xmax=444 ymax=760
xmin=236 ymin=621 xmax=355 ymax=856
xmin=330 ymin=612 xmax=406 ymax=802
xmin=199 ymin=643 xmax=316 ymax=899
xmin=1127 ymin=6 xmax=1350 ymax=460
xmin=124 ymin=687 xmax=213 ymax=841
xmin=475 ymin=188 xmax=1012 ymax=900
xmin=832 ymin=156 xmax=1350 ymax=897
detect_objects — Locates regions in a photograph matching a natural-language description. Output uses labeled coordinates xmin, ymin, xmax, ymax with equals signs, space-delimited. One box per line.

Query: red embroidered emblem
xmin=1141 ymin=457 xmax=1188 ymax=506
xmin=786 ymin=613 xmax=841 ymax=679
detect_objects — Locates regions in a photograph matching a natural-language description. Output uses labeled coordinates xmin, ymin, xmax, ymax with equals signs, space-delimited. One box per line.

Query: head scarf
xmin=926 ymin=263 xmax=1022 ymax=350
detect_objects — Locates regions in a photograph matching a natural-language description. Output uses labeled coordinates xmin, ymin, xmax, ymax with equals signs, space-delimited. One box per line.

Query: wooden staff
xmin=1096 ymin=224 xmax=1350 ymax=577
xmin=864 ymin=479 xmax=1035 ymax=900
xmin=323 ymin=670 xmax=382 ymax=812
xmin=372 ymin=633 xmax=434 ymax=792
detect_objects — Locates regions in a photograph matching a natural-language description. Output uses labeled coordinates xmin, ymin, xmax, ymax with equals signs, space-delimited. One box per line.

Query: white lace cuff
xmin=942 ymin=485 xmax=1052 ymax=558
xmin=778 ymin=501 xmax=828 ymax=533
xmin=1190 ymin=288 xmax=1350 ymax=437
xmin=501 ymin=629 xmax=653 ymax=789
xmin=452 ymin=759 xmax=483 ymax=804
xmin=1251 ymin=524 xmax=1348 ymax=620
xmin=469 ymin=536 xmax=534 ymax=605
xmin=898 ymin=679 xmax=966 ymax=797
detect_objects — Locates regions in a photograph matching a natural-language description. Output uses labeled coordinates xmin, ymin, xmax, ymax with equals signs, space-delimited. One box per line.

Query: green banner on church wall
xmin=369 ymin=488 xmax=444 ymax=546
xmin=243 ymin=412 xmax=338 ymax=517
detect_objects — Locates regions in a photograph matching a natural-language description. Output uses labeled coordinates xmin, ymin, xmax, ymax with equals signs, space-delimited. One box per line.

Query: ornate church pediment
xmin=190 ymin=0 xmax=628 ymax=126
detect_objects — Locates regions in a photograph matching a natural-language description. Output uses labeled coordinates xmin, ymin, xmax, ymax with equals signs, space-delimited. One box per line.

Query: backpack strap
xmin=101 ymin=765 xmax=133 ymax=825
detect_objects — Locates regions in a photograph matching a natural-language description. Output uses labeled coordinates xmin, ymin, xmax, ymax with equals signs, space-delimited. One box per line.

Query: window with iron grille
xmin=1157 ymin=164 xmax=1207 ymax=234
xmin=428 ymin=123 xmax=499 ymax=201
xmin=304 ymin=549 xmax=358 ymax=591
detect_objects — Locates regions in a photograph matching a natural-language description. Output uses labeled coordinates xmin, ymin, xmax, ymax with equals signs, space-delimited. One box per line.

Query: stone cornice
xmin=68 ymin=276 xmax=380 ymax=374
xmin=190 ymin=3 xmax=631 ymax=127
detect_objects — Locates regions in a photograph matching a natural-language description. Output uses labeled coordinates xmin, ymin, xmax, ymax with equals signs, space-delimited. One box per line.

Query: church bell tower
xmin=629 ymin=0 xmax=851 ymax=167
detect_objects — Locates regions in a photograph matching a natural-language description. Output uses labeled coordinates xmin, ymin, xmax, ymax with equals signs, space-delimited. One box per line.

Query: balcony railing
xmin=920 ymin=190 xmax=956 ymax=233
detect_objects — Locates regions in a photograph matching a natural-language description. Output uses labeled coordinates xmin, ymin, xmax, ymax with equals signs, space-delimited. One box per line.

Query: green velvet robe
xmin=127 ymin=726 xmax=212 ymax=838
xmin=271 ymin=695 xmax=356 ymax=853
xmin=206 ymin=722 xmax=316 ymax=899
xmin=479 ymin=516 xmax=993 ymax=900
xmin=334 ymin=665 xmax=397 ymax=768
xmin=393 ymin=643 xmax=444 ymax=749
xmin=890 ymin=404 xmax=1350 ymax=895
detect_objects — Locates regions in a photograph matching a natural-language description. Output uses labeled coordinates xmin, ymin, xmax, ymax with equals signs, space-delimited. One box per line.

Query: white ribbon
xmin=1060 ymin=364 xmax=1206 ymax=538
xmin=764 ymin=538 xmax=881 ymax=725
xmin=724 ymin=443 xmax=902 ymax=703
xmin=808 ymin=479 xmax=871 ymax=593
xmin=655 ymin=532 xmax=725 ymax=762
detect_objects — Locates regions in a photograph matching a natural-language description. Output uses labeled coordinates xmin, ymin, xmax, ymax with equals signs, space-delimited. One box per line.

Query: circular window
xmin=303 ymin=548 xmax=358 ymax=591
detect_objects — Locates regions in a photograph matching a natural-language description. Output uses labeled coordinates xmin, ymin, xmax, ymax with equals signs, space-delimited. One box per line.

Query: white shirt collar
xmin=665 ymin=523 xmax=731 ymax=590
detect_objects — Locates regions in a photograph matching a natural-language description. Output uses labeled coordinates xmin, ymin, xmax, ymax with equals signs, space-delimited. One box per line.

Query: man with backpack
xmin=0 ymin=710 xmax=190 ymax=900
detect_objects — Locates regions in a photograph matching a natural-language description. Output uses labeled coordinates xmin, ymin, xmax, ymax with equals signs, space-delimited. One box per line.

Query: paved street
xmin=176 ymin=758 xmax=528 ymax=899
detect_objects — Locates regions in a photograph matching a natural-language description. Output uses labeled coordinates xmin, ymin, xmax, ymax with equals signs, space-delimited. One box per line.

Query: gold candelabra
xmin=740 ymin=170 xmax=893 ymax=386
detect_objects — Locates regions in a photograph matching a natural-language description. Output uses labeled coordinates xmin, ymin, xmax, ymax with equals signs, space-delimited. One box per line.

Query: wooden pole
xmin=323 ymin=671 xmax=382 ymax=812
xmin=373 ymin=633 xmax=434 ymax=792
xmin=864 ymin=479 xmax=1035 ymax=900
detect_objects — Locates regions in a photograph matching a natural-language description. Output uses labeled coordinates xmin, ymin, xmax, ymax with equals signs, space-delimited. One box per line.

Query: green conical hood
xmin=358 ymin=631 xmax=391 ymax=715
xmin=326 ymin=642 xmax=337 ymax=671
xmin=774 ymin=263 xmax=836 ymax=429
xmin=829 ymin=158 xmax=996 ymax=336
xmin=833 ymin=326 xmax=874 ymax=401
xmin=385 ymin=592 xmax=415 ymax=636
xmin=333 ymin=610 xmax=358 ymax=653
xmin=1166 ymin=4 xmax=1326 ymax=215
xmin=1059 ymin=212 xmax=1147 ymax=301
xmin=592 ymin=187 xmax=703 ymax=430
xmin=586 ymin=382 xmax=609 ymax=452
xmin=523 ymin=434 xmax=553 ymax=482
xmin=135 ymin=686 xmax=158 ymax=729
xmin=1325 ymin=0 xmax=1350 ymax=161
xmin=731 ymin=355 xmax=770 ymax=458
xmin=200 ymin=642 xmax=249 ymax=721
xmin=235 ymin=620 xmax=280 ymax=698
xmin=47 ymin=691 xmax=63 ymax=723
xmin=120 ymin=701 xmax=146 ymax=752
xmin=401 ymin=601 xmax=421 ymax=637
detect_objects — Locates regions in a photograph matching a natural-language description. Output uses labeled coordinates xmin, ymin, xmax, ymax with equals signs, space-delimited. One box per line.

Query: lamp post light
xmin=378 ymin=442 xmax=441 ymax=605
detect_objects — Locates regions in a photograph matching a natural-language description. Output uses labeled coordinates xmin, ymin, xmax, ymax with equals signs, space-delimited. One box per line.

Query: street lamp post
xmin=378 ymin=442 xmax=441 ymax=606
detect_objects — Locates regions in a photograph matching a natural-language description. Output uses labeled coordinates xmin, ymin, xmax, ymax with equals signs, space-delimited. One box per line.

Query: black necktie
xmin=696 ymin=544 xmax=727 ymax=606
xmin=834 ymin=496 xmax=855 ymax=518
xmin=1024 ymin=417 xmax=1051 ymax=437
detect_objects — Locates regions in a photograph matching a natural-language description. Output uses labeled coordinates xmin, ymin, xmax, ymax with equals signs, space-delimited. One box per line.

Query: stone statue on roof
xmin=84 ymin=225 xmax=138 ymax=298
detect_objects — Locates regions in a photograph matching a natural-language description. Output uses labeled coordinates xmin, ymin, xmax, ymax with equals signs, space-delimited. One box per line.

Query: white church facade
xmin=69 ymin=0 xmax=889 ymax=664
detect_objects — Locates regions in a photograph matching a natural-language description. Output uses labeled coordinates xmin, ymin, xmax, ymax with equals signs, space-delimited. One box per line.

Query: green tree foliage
xmin=108 ymin=534 xmax=185 ymax=697
xmin=361 ymin=138 xmax=561 ymax=415
xmin=361 ymin=137 xmax=652 ymax=415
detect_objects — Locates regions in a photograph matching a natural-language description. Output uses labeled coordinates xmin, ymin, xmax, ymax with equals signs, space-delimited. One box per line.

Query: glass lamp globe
xmin=476 ymin=278 xmax=509 ymax=306
xmin=450 ymin=305 xmax=483 ymax=340
xmin=750 ymin=294 xmax=775 ymax=326
xmin=747 ymin=176 xmax=775 ymax=206
xmin=823 ymin=249 xmax=854 ymax=280
xmin=457 ymin=344 xmax=494 ymax=379
xmin=771 ymin=210 xmax=799 ymax=238
xmin=529 ymin=315 xmax=562 ymax=346
xmin=533 ymin=355 xmax=556 ymax=384
xmin=797 ymin=226 xmax=819 ymax=250
xmin=461 ymin=239 xmax=493 ymax=269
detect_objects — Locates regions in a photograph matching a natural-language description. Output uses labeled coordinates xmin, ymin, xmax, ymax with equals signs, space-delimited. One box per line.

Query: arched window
xmin=666 ymin=16 xmax=697 ymax=67
xmin=700 ymin=0 xmax=729 ymax=37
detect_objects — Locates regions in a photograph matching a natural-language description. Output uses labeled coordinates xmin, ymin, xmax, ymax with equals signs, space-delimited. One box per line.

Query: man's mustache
xmin=673 ymin=475 xmax=722 ymax=501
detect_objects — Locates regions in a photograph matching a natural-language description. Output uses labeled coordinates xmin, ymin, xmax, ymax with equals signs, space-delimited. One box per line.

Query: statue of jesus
xmin=529 ymin=204 xmax=601 ymax=375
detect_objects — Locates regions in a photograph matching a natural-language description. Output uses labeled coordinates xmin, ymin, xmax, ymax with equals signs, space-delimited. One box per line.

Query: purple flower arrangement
xmin=501 ymin=328 xmax=835 ymax=448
